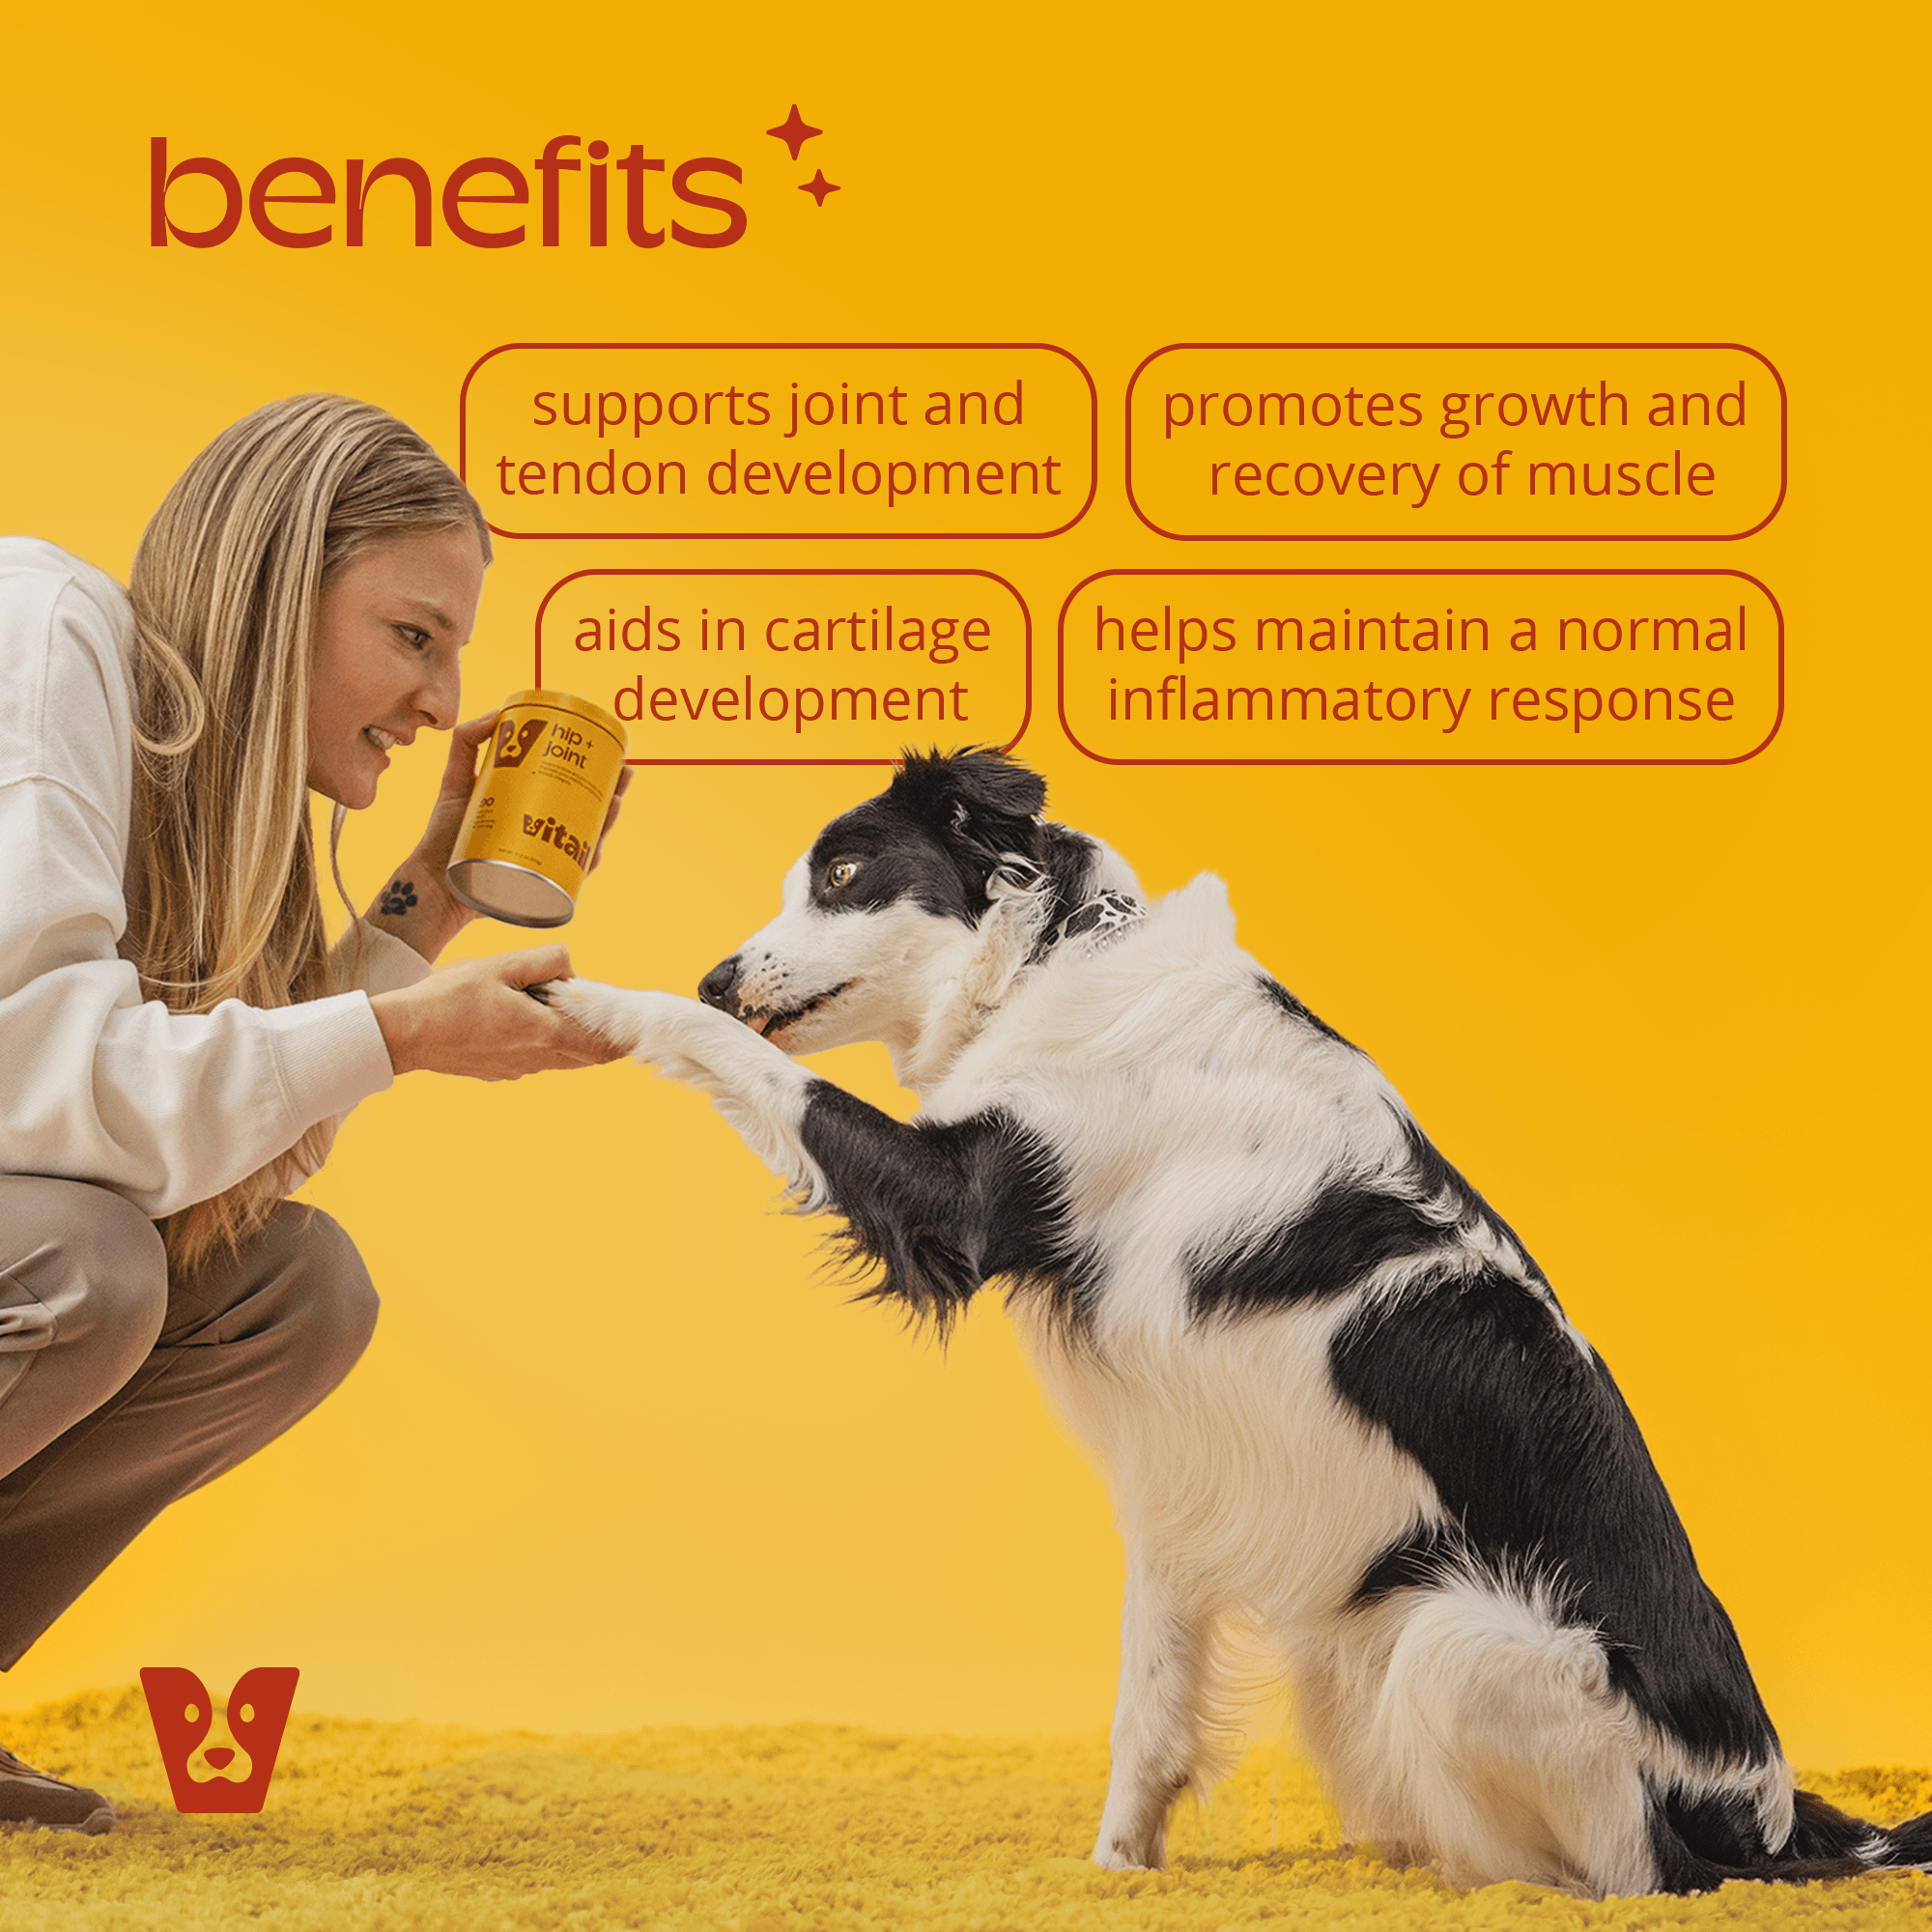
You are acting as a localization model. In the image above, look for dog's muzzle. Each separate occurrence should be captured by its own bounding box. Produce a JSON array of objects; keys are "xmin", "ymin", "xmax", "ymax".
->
[{"xmin": 698, "ymin": 955, "xmax": 743, "ymax": 1013}]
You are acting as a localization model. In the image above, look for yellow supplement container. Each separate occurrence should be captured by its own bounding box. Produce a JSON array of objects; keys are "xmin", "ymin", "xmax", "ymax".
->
[{"xmin": 444, "ymin": 690, "xmax": 629, "ymax": 926}]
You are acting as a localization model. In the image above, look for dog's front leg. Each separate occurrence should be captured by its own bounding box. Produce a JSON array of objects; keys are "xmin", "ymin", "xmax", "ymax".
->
[
  {"xmin": 1092, "ymin": 1548, "xmax": 1213, "ymax": 1871},
  {"xmin": 543, "ymin": 982, "xmax": 830, "ymax": 1201}
]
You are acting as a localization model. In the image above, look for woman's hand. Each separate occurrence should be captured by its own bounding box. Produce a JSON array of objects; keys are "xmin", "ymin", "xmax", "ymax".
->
[
  {"xmin": 368, "ymin": 949, "xmax": 625, "ymax": 1079},
  {"xmin": 587, "ymin": 762, "xmax": 633, "ymax": 873},
  {"xmin": 363, "ymin": 711, "xmax": 499, "ymax": 963}
]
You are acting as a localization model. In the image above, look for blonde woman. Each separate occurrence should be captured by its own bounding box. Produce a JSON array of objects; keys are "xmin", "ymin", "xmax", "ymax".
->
[{"xmin": 0, "ymin": 395, "xmax": 621, "ymax": 1830}]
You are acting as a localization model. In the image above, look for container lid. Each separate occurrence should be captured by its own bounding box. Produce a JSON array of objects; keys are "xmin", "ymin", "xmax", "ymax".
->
[{"xmin": 444, "ymin": 858, "xmax": 577, "ymax": 927}]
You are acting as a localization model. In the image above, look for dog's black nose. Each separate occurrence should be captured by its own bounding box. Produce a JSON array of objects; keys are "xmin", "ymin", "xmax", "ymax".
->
[{"xmin": 698, "ymin": 956, "xmax": 742, "ymax": 1010}]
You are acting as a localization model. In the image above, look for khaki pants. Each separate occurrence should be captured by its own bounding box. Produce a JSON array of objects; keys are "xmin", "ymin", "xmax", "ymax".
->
[{"xmin": 0, "ymin": 1177, "xmax": 378, "ymax": 1667}]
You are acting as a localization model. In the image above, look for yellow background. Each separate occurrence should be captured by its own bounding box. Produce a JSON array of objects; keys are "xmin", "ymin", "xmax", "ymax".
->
[{"xmin": 0, "ymin": 1, "xmax": 1924, "ymax": 1774}]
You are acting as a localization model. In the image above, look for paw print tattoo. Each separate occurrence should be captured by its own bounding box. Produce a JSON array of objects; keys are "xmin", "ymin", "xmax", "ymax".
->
[{"xmin": 379, "ymin": 879, "xmax": 418, "ymax": 918}]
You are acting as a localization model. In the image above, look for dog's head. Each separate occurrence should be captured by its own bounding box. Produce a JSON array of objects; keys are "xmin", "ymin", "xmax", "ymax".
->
[{"xmin": 698, "ymin": 749, "xmax": 1118, "ymax": 1064}]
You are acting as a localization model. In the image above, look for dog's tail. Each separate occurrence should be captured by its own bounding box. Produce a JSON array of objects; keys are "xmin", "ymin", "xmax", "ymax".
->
[{"xmin": 1650, "ymin": 1784, "xmax": 1932, "ymax": 1893}]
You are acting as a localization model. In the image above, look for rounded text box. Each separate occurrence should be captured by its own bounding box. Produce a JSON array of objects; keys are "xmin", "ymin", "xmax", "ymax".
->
[
  {"xmin": 538, "ymin": 570, "xmax": 1031, "ymax": 763},
  {"xmin": 1126, "ymin": 345, "xmax": 1784, "ymax": 540},
  {"xmin": 1059, "ymin": 571, "xmax": 1781, "ymax": 764},
  {"xmin": 464, "ymin": 344, "xmax": 1095, "ymax": 539}
]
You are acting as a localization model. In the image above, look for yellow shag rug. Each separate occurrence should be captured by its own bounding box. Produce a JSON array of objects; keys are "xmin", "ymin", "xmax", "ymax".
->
[{"xmin": 0, "ymin": 1688, "xmax": 1924, "ymax": 1930}]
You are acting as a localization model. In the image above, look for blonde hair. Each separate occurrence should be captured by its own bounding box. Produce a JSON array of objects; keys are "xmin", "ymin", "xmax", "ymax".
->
[{"xmin": 128, "ymin": 394, "xmax": 490, "ymax": 1269}]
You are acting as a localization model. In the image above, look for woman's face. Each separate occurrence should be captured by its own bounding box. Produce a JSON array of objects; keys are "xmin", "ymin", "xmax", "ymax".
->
[{"xmin": 307, "ymin": 526, "xmax": 487, "ymax": 808}]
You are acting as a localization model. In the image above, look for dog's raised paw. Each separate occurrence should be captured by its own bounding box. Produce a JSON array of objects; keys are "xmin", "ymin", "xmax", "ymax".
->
[
  {"xmin": 538, "ymin": 978, "xmax": 639, "ymax": 1047},
  {"xmin": 538, "ymin": 979, "xmax": 692, "ymax": 1063}
]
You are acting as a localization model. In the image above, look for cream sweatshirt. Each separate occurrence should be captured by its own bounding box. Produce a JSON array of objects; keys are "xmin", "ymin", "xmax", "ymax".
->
[{"xmin": 0, "ymin": 537, "xmax": 425, "ymax": 1217}]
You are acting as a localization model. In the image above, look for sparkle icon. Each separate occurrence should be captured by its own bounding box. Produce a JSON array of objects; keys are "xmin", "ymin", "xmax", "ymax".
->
[
  {"xmin": 768, "ymin": 105, "xmax": 822, "ymax": 161},
  {"xmin": 799, "ymin": 170, "xmax": 839, "ymax": 207}
]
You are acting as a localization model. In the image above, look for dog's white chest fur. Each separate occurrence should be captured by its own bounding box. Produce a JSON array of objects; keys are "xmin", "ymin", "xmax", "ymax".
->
[{"xmin": 930, "ymin": 878, "xmax": 1401, "ymax": 1337}]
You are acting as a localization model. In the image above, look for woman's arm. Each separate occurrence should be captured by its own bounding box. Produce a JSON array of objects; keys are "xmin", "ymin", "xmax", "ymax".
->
[
  {"xmin": 0, "ymin": 773, "xmax": 397, "ymax": 1217},
  {"xmin": 368, "ymin": 947, "xmax": 618, "ymax": 1078},
  {"xmin": 0, "ymin": 550, "xmax": 616, "ymax": 1217}
]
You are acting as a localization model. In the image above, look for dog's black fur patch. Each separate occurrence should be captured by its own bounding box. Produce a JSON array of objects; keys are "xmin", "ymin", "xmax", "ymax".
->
[
  {"xmin": 809, "ymin": 750, "xmax": 1045, "ymax": 921},
  {"xmin": 808, "ymin": 749, "xmax": 1100, "ymax": 942},
  {"xmin": 1350, "ymin": 1520, "xmax": 1466, "ymax": 1607},
  {"xmin": 1660, "ymin": 1781, "xmax": 1777, "ymax": 1868},
  {"xmin": 1333, "ymin": 1265, "xmax": 1779, "ymax": 1769},
  {"xmin": 807, "ymin": 802, "xmax": 981, "ymax": 923},
  {"xmin": 1186, "ymin": 1187, "xmax": 1458, "ymax": 1321},
  {"xmin": 1882, "ymin": 1808, "xmax": 1932, "ymax": 1863},
  {"xmin": 798, "ymin": 1081, "xmax": 1099, "ymax": 1333},
  {"xmin": 1186, "ymin": 1109, "xmax": 1534, "ymax": 1322},
  {"xmin": 1391, "ymin": 1114, "xmax": 1549, "ymax": 1280},
  {"xmin": 1641, "ymin": 1780, "xmax": 1881, "ymax": 1890},
  {"xmin": 1257, "ymin": 974, "xmax": 1359, "ymax": 1050}
]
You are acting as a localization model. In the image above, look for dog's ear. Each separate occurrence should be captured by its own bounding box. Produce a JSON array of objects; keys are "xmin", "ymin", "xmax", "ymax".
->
[{"xmin": 891, "ymin": 749, "xmax": 1047, "ymax": 876}]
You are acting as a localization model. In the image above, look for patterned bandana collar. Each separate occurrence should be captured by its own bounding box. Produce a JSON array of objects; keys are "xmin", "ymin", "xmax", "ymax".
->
[
  {"xmin": 1037, "ymin": 889, "xmax": 1147, "ymax": 960},
  {"xmin": 987, "ymin": 854, "xmax": 1147, "ymax": 964}
]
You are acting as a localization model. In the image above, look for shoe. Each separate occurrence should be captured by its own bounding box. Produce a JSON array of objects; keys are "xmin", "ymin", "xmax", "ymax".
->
[{"xmin": 0, "ymin": 1745, "xmax": 115, "ymax": 1833}]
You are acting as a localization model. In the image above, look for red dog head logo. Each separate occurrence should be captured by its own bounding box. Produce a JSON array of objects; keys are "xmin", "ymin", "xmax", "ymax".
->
[
  {"xmin": 494, "ymin": 718, "xmax": 546, "ymax": 769},
  {"xmin": 140, "ymin": 1666, "xmax": 299, "ymax": 1814}
]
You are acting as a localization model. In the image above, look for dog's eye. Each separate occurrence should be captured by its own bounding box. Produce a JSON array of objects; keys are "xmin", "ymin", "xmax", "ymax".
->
[{"xmin": 827, "ymin": 860, "xmax": 861, "ymax": 889}]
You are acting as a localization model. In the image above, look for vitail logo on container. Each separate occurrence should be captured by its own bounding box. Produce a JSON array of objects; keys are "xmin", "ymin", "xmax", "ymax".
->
[{"xmin": 139, "ymin": 1667, "xmax": 299, "ymax": 1814}]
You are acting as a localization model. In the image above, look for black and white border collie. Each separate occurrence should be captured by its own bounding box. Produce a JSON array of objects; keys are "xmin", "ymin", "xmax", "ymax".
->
[{"xmin": 548, "ymin": 750, "xmax": 1930, "ymax": 1898}]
